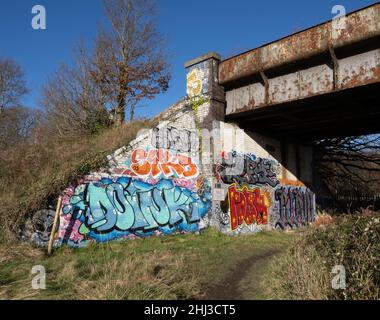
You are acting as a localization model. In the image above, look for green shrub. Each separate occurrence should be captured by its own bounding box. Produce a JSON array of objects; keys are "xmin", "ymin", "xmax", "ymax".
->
[{"xmin": 266, "ymin": 211, "xmax": 380, "ymax": 300}]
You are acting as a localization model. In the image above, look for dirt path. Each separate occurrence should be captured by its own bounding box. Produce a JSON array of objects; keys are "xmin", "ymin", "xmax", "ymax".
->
[{"xmin": 203, "ymin": 249, "xmax": 281, "ymax": 300}]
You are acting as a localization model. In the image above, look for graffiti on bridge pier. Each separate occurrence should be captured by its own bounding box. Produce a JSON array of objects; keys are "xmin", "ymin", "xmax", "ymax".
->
[
  {"xmin": 61, "ymin": 178, "xmax": 211, "ymax": 244},
  {"xmin": 129, "ymin": 148, "xmax": 199, "ymax": 179},
  {"xmin": 228, "ymin": 184, "xmax": 270, "ymax": 230},
  {"xmin": 152, "ymin": 126, "xmax": 199, "ymax": 153},
  {"xmin": 216, "ymin": 151, "xmax": 280, "ymax": 188},
  {"xmin": 274, "ymin": 186, "xmax": 315, "ymax": 229}
]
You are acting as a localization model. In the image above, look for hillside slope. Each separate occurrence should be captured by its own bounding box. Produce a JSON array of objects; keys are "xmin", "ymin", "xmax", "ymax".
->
[{"xmin": 0, "ymin": 120, "xmax": 154, "ymax": 242}]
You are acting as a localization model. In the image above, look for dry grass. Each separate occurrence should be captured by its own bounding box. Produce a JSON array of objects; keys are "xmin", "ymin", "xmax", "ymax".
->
[
  {"xmin": 0, "ymin": 243, "xmax": 43, "ymax": 264},
  {"xmin": 263, "ymin": 210, "xmax": 380, "ymax": 300},
  {"xmin": 262, "ymin": 233, "xmax": 331, "ymax": 300},
  {"xmin": 314, "ymin": 213, "xmax": 334, "ymax": 227},
  {"xmin": 73, "ymin": 253, "xmax": 200, "ymax": 300},
  {"xmin": 0, "ymin": 119, "xmax": 155, "ymax": 241},
  {"xmin": 0, "ymin": 229, "xmax": 293, "ymax": 300}
]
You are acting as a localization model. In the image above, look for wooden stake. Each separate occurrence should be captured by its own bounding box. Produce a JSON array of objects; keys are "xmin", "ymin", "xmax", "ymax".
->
[{"xmin": 47, "ymin": 196, "xmax": 62, "ymax": 255}]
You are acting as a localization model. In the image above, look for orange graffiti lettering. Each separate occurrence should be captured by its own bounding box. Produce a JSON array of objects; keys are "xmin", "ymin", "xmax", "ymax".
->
[
  {"xmin": 130, "ymin": 149, "xmax": 199, "ymax": 179},
  {"xmin": 228, "ymin": 185, "xmax": 269, "ymax": 230}
]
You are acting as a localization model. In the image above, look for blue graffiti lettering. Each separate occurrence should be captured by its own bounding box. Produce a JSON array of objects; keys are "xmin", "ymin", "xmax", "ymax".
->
[{"xmin": 62, "ymin": 178, "xmax": 211, "ymax": 242}]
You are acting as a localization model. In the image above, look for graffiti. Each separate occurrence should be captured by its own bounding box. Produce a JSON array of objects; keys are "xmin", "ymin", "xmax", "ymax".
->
[
  {"xmin": 61, "ymin": 178, "xmax": 211, "ymax": 243},
  {"xmin": 152, "ymin": 126, "xmax": 199, "ymax": 153},
  {"xmin": 216, "ymin": 151, "xmax": 279, "ymax": 188},
  {"xmin": 129, "ymin": 148, "xmax": 199, "ymax": 179},
  {"xmin": 274, "ymin": 186, "xmax": 315, "ymax": 229},
  {"xmin": 228, "ymin": 184, "xmax": 270, "ymax": 231},
  {"xmin": 31, "ymin": 209, "xmax": 56, "ymax": 245},
  {"xmin": 20, "ymin": 209, "xmax": 56, "ymax": 247},
  {"xmin": 187, "ymin": 68, "xmax": 203, "ymax": 97},
  {"xmin": 219, "ymin": 209, "xmax": 230, "ymax": 226}
]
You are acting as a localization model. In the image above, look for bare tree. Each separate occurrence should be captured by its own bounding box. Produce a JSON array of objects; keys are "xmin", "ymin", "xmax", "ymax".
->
[
  {"xmin": 314, "ymin": 135, "xmax": 380, "ymax": 194},
  {"xmin": 42, "ymin": 46, "xmax": 110, "ymax": 137},
  {"xmin": 0, "ymin": 106, "xmax": 35, "ymax": 150},
  {"xmin": 0, "ymin": 58, "xmax": 31, "ymax": 150},
  {"xmin": 90, "ymin": 0, "xmax": 170, "ymax": 126},
  {"xmin": 0, "ymin": 58, "xmax": 28, "ymax": 113}
]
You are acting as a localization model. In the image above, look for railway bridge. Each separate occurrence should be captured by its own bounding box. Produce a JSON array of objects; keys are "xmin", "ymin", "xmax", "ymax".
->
[
  {"xmin": 48, "ymin": 3, "xmax": 380, "ymax": 247},
  {"xmin": 182, "ymin": 2, "xmax": 380, "ymax": 232}
]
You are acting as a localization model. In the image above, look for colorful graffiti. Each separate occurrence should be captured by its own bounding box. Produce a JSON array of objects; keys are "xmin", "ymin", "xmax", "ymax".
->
[
  {"xmin": 215, "ymin": 151, "xmax": 316, "ymax": 232},
  {"xmin": 31, "ymin": 209, "xmax": 55, "ymax": 246},
  {"xmin": 20, "ymin": 209, "xmax": 56, "ymax": 247},
  {"xmin": 216, "ymin": 151, "xmax": 279, "ymax": 187},
  {"xmin": 228, "ymin": 184, "xmax": 270, "ymax": 231},
  {"xmin": 60, "ymin": 178, "xmax": 211, "ymax": 245},
  {"xmin": 129, "ymin": 148, "xmax": 199, "ymax": 179},
  {"xmin": 274, "ymin": 186, "xmax": 315, "ymax": 229},
  {"xmin": 187, "ymin": 68, "xmax": 203, "ymax": 97},
  {"xmin": 152, "ymin": 126, "xmax": 199, "ymax": 153},
  {"xmin": 216, "ymin": 203, "xmax": 230, "ymax": 226}
]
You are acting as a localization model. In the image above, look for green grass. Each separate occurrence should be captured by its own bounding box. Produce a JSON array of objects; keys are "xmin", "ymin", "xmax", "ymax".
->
[{"xmin": 0, "ymin": 228, "xmax": 293, "ymax": 300}]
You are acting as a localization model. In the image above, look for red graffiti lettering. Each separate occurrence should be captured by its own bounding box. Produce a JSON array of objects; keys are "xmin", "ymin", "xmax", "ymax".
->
[
  {"xmin": 131, "ymin": 149, "xmax": 199, "ymax": 179},
  {"xmin": 228, "ymin": 185, "xmax": 269, "ymax": 230}
]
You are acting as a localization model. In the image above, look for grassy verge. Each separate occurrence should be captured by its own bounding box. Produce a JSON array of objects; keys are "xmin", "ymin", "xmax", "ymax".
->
[
  {"xmin": 0, "ymin": 120, "xmax": 154, "ymax": 241},
  {"xmin": 0, "ymin": 229, "xmax": 293, "ymax": 300},
  {"xmin": 3, "ymin": 213, "xmax": 377, "ymax": 300},
  {"xmin": 262, "ymin": 211, "xmax": 380, "ymax": 300}
]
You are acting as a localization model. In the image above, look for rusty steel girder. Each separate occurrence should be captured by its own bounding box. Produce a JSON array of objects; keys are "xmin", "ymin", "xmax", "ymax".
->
[
  {"xmin": 219, "ymin": 3, "xmax": 380, "ymax": 86},
  {"xmin": 220, "ymin": 3, "xmax": 380, "ymax": 115}
]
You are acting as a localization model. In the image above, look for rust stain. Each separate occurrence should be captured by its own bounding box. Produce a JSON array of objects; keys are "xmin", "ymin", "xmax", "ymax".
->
[
  {"xmin": 248, "ymin": 98, "xmax": 256, "ymax": 108},
  {"xmin": 279, "ymin": 179, "xmax": 306, "ymax": 187},
  {"xmin": 371, "ymin": 66, "xmax": 380, "ymax": 80},
  {"xmin": 341, "ymin": 65, "xmax": 380, "ymax": 89}
]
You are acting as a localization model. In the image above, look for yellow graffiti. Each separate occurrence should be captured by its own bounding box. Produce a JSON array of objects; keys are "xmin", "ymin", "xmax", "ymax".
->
[{"xmin": 187, "ymin": 69, "xmax": 202, "ymax": 97}]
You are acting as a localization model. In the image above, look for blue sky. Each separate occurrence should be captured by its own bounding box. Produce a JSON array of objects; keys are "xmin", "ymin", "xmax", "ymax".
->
[{"xmin": 0, "ymin": 0, "xmax": 377, "ymax": 118}]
